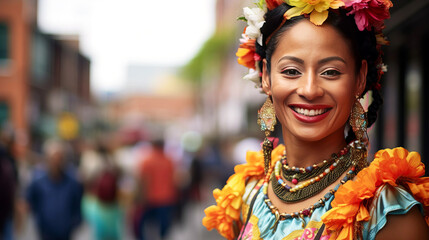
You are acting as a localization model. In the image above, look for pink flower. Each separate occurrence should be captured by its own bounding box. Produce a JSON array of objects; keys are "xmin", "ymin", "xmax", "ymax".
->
[{"xmin": 345, "ymin": 0, "xmax": 393, "ymax": 31}]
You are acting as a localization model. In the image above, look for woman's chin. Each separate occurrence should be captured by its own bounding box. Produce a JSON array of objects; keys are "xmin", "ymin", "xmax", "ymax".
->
[{"xmin": 286, "ymin": 126, "xmax": 344, "ymax": 143}]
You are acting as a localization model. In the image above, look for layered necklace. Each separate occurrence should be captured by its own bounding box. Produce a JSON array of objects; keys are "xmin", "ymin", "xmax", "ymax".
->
[
  {"xmin": 272, "ymin": 145, "xmax": 353, "ymax": 202},
  {"xmin": 262, "ymin": 140, "xmax": 368, "ymax": 231}
]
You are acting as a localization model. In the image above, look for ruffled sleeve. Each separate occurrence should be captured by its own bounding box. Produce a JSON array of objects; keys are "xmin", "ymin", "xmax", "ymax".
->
[
  {"xmin": 362, "ymin": 184, "xmax": 423, "ymax": 239},
  {"xmin": 202, "ymin": 144, "xmax": 285, "ymax": 240},
  {"xmin": 322, "ymin": 147, "xmax": 429, "ymax": 240}
]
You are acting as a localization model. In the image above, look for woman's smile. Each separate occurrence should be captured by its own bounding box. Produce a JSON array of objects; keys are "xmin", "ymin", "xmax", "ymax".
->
[{"xmin": 289, "ymin": 104, "xmax": 332, "ymax": 123}]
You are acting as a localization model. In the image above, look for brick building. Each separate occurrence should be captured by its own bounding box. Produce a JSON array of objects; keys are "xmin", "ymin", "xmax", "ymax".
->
[{"xmin": 0, "ymin": 0, "xmax": 91, "ymax": 156}]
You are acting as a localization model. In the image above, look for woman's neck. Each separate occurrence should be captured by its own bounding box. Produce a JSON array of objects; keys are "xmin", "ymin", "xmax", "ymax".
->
[{"xmin": 282, "ymin": 129, "xmax": 347, "ymax": 168}]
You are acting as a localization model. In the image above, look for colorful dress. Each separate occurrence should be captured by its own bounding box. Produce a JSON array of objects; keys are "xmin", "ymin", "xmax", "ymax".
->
[{"xmin": 202, "ymin": 145, "xmax": 429, "ymax": 240}]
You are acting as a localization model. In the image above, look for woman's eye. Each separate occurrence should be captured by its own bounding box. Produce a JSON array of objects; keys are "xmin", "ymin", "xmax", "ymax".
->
[
  {"xmin": 322, "ymin": 69, "xmax": 341, "ymax": 76},
  {"xmin": 282, "ymin": 69, "xmax": 301, "ymax": 76}
]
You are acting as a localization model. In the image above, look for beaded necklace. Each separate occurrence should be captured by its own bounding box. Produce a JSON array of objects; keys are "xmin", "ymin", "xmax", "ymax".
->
[
  {"xmin": 271, "ymin": 146, "xmax": 353, "ymax": 202},
  {"xmin": 281, "ymin": 145, "xmax": 350, "ymax": 184},
  {"xmin": 261, "ymin": 141, "xmax": 368, "ymax": 232},
  {"xmin": 263, "ymin": 166, "xmax": 357, "ymax": 232}
]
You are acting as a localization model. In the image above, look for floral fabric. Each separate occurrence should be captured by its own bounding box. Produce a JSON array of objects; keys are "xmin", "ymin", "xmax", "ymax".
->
[{"xmin": 238, "ymin": 184, "xmax": 337, "ymax": 240}]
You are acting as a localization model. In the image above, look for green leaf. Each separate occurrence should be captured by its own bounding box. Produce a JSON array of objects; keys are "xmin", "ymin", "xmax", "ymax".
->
[
  {"xmin": 237, "ymin": 16, "xmax": 247, "ymax": 22},
  {"xmin": 256, "ymin": 0, "xmax": 265, "ymax": 9}
]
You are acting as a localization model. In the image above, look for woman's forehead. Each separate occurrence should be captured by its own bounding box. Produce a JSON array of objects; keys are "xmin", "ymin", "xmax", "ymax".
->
[{"xmin": 273, "ymin": 20, "xmax": 354, "ymax": 61}]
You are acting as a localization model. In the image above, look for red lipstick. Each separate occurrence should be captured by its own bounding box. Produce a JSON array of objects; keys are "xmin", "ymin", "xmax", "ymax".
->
[{"xmin": 289, "ymin": 104, "xmax": 332, "ymax": 123}]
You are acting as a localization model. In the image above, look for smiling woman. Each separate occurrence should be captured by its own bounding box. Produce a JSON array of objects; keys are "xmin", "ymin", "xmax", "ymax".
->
[
  {"xmin": 262, "ymin": 20, "xmax": 365, "ymax": 146},
  {"xmin": 203, "ymin": 1, "xmax": 429, "ymax": 240}
]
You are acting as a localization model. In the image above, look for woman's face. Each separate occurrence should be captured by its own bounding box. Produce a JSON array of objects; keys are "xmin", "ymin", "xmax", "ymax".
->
[{"xmin": 262, "ymin": 20, "xmax": 367, "ymax": 143}]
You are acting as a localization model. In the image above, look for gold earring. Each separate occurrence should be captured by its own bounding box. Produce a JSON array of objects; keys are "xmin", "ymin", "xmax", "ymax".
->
[
  {"xmin": 349, "ymin": 96, "xmax": 367, "ymax": 142},
  {"xmin": 258, "ymin": 96, "xmax": 277, "ymax": 174}
]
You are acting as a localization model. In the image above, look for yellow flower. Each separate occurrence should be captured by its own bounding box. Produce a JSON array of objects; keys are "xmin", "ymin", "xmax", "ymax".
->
[{"xmin": 285, "ymin": 0, "xmax": 345, "ymax": 25}]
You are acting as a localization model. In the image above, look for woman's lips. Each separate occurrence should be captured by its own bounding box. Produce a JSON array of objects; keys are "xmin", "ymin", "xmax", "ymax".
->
[{"xmin": 289, "ymin": 104, "xmax": 332, "ymax": 123}]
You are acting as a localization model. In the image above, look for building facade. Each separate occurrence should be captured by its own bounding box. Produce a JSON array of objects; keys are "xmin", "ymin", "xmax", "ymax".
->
[{"xmin": 0, "ymin": 0, "xmax": 91, "ymax": 156}]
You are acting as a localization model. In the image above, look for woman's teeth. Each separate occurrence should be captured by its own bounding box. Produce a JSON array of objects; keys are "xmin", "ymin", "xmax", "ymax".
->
[{"xmin": 293, "ymin": 107, "xmax": 328, "ymax": 116}]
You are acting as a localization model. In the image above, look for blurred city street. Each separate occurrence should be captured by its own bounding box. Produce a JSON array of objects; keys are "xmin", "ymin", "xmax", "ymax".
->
[{"xmin": 15, "ymin": 201, "xmax": 221, "ymax": 240}]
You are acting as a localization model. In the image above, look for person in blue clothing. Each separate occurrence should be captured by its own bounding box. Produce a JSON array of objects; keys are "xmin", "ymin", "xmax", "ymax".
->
[
  {"xmin": 0, "ymin": 135, "xmax": 17, "ymax": 240},
  {"xmin": 26, "ymin": 139, "xmax": 83, "ymax": 240}
]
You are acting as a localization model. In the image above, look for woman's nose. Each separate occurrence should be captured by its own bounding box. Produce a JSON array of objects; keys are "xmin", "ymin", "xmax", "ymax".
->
[{"xmin": 296, "ymin": 73, "xmax": 324, "ymax": 100}]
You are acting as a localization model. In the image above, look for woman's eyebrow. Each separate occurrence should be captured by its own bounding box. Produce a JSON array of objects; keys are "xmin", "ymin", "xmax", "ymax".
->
[
  {"xmin": 278, "ymin": 56, "xmax": 346, "ymax": 65},
  {"xmin": 278, "ymin": 56, "xmax": 304, "ymax": 64},
  {"xmin": 318, "ymin": 56, "xmax": 346, "ymax": 65}
]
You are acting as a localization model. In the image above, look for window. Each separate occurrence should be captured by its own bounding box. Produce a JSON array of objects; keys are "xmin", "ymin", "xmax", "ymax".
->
[
  {"xmin": 31, "ymin": 31, "xmax": 51, "ymax": 85},
  {"xmin": 0, "ymin": 102, "xmax": 9, "ymax": 128},
  {"xmin": 0, "ymin": 22, "xmax": 11, "ymax": 73},
  {"xmin": 0, "ymin": 23, "xmax": 9, "ymax": 59}
]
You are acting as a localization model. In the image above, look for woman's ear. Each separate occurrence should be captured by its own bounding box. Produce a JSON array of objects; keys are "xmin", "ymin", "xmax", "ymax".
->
[
  {"xmin": 356, "ymin": 60, "xmax": 368, "ymax": 95},
  {"xmin": 262, "ymin": 59, "xmax": 271, "ymax": 94}
]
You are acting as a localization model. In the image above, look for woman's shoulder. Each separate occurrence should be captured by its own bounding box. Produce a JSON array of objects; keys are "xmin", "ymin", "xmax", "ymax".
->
[
  {"xmin": 322, "ymin": 147, "xmax": 429, "ymax": 239},
  {"xmin": 363, "ymin": 183, "xmax": 429, "ymax": 239},
  {"xmin": 372, "ymin": 204, "xmax": 429, "ymax": 240},
  {"xmin": 366, "ymin": 147, "xmax": 429, "ymax": 239}
]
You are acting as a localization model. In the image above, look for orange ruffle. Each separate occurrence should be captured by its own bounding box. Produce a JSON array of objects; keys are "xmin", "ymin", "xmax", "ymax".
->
[
  {"xmin": 322, "ymin": 147, "xmax": 429, "ymax": 240},
  {"xmin": 202, "ymin": 144, "xmax": 285, "ymax": 240}
]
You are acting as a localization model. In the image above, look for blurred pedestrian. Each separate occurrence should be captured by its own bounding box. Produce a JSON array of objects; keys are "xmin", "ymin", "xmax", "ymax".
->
[
  {"xmin": 26, "ymin": 139, "xmax": 83, "ymax": 240},
  {"xmin": 0, "ymin": 141, "xmax": 16, "ymax": 240},
  {"xmin": 136, "ymin": 139, "xmax": 177, "ymax": 240},
  {"xmin": 81, "ymin": 138, "xmax": 123, "ymax": 240}
]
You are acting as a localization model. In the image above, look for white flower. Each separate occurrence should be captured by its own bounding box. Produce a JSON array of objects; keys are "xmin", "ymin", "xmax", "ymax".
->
[
  {"xmin": 243, "ymin": 69, "xmax": 261, "ymax": 88},
  {"xmin": 239, "ymin": 34, "xmax": 249, "ymax": 44},
  {"xmin": 243, "ymin": 7, "xmax": 265, "ymax": 28},
  {"xmin": 243, "ymin": 7, "xmax": 265, "ymax": 44},
  {"xmin": 239, "ymin": 6, "xmax": 266, "ymax": 87},
  {"xmin": 245, "ymin": 25, "xmax": 261, "ymax": 40}
]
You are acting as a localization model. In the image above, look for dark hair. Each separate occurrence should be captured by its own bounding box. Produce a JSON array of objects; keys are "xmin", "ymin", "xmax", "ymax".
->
[{"xmin": 256, "ymin": 3, "xmax": 383, "ymax": 142}]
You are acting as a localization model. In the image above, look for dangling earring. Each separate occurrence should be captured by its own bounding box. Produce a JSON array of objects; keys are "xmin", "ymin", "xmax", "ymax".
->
[
  {"xmin": 349, "ymin": 95, "xmax": 367, "ymax": 143},
  {"xmin": 258, "ymin": 96, "xmax": 277, "ymax": 174}
]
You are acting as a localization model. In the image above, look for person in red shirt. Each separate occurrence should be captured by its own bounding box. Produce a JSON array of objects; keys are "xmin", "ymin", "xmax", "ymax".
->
[{"xmin": 136, "ymin": 139, "xmax": 177, "ymax": 240}]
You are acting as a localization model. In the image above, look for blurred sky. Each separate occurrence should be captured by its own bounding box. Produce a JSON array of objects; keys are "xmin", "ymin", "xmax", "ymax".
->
[{"xmin": 37, "ymin": 0, "xmax": 216, "ymax": 95}]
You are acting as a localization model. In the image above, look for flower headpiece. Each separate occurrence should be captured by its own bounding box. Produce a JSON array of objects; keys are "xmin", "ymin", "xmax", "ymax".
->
[{"xmin": 236, "ymin": 0, "xmax": 392, "ymax": 88}]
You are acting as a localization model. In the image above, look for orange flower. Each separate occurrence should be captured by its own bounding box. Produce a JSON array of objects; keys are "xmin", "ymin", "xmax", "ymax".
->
[
  {"xmin": 266, "ymin": 0, "xmax": 285, "ymax": 10},
  {"xmin": 235, "ymin": 145, "xmax": 285, "ymax": 178},
  {"xmin": 236, "ymin": 38, "xmax": 257, "ymax": 69},
  {"xmin": 234, "ymin": 150, "xmax": 265, "ymax": 177},
  {"xmin": 202, "ymin": 144, "xmax": 285, "ymax": 239},
  {"xmin": 202, "ymin": 205, "xmax": 235, "ymax": 239},
  {"xmin": 331, "ymin": 165, "xmax": 380, "ymax": 207},
  {"xmin": 202, "ymin": 178, "xmax": 244, "ymax": 240},
  {"xmin": 322, "ymin": 147, "xmax": 429, "ymax": 240},
  {"xmin": 236, "ymin": 48, "xmax": 255, "ymax": 69},
  {"xmin": 218, "ymin": 176, "xmax": 246, "ymax": 216},
  {"xmin": 372, "ymin": 148, "xmax": 425, "ymax": 186}
]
